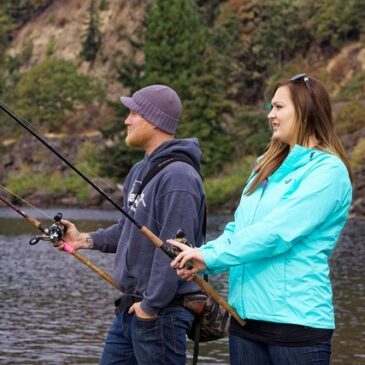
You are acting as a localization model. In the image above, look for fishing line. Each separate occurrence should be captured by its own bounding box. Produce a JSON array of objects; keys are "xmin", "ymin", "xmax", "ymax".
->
[
  {"xmin": 0, "ymin": 183, "xmax": 125, "ymax": 251},
  {"xmin": 0, "ymin": 184, "xmax": 115, "ymax": 246},
  {"xmin": 0, "ymin": 183, "xmax": 54, "ymax": 221},
  {"xmin": 0, "ymin": 99, "xmax": 178, "ymax": 238}
]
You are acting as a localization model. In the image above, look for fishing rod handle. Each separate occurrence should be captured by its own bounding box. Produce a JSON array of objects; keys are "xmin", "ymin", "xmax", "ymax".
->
[
  {"xmin": 140, "ymin": 226, "xmax": 246, "ymax": 326},
  {"xmin": 140, "ymin": 226, "xmax": 163, "ymax": 247},
  {"xmin": 194, "ymin": 274, "xmax": 246, "ymax": 326},
  {"xmin": 141, "ymin": 226, "xmax": 193, "ymax": 268},
  {"xmin": 63, "ymin": 242, "xmax": 121, "ymax": 291}
]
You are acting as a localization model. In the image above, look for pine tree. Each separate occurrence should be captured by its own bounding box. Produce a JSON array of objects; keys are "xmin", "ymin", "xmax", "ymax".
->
[
  {"xmin": 0, "ymin": 3, "xmax": 12, "ymax": 65},
  {"xmin": 80, "ymin": 0, "xmax": 101, "ymax": 63},
  {"xmin": 143, "ymin": 0, "xmax": 206, "ymax": 98},
  {"xmin": 253, "ymin": 0, "xmax": 310, "ymax": 69},
  {"xmin": 143, "ymin": 0, "xmax": 234, "ymax": 176}
]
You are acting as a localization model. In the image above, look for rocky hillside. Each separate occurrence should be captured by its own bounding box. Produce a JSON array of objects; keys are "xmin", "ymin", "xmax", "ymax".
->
[{"xmin": 7, "ymin": 0, "xmax": 147, "ymax": 101}]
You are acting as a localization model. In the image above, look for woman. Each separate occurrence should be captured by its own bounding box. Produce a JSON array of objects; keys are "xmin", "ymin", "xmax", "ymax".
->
[{"xmin": 170, "ymin": 74, "xmax": 352, "ymax": 365}]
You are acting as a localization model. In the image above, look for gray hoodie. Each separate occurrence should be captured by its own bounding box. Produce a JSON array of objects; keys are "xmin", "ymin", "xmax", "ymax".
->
[{"xmin": 91, "ymin": 138, "xmax": 205, "ymax": 315}]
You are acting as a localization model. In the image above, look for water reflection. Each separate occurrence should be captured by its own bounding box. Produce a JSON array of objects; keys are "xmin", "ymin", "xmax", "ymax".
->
[{"xmin": 0, "ymin": 211, "xmax": 364, "ymax": 364}]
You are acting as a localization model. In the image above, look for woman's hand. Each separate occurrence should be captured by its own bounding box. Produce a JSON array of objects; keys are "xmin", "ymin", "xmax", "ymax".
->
[
  {"xmin": 169, "ymin": 239, "xmax": 207, "ymax": 281},
  {"xmin": 53, "ymin": 219, "xmax": 92, "ymax": 251}
]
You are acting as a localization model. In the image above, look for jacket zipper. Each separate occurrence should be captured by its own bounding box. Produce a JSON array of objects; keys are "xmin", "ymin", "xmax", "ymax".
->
[
  {"xmin": 241, "ymin": 178, "xmax": 269, "ymax": 316},
  {"xmin": 251, "ymin": 178, "xmax": 269, "ymax": 224}
]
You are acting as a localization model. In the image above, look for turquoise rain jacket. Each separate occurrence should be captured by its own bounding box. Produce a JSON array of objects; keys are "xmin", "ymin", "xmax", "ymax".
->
[{"xmin": 201, "ymin": 145, "xmax": 352, "ymax": 328}]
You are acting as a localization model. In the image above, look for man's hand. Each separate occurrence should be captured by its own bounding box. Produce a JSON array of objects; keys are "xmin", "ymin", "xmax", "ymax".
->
[
  {"xmin": 53, "ymin": 219, "xmax": 93, "ymax": 251},
  {"xmin": 128, "ymin": 302, "xmax": 157, "ymax": 319}
]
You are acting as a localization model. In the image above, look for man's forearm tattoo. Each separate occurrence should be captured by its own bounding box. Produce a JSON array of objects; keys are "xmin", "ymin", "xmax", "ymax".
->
[{"xmin": 85, "ymin": 234, "xmax": 94, "ymax": 249}]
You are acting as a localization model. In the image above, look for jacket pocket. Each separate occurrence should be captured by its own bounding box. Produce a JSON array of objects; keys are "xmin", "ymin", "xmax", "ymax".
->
[
  {"xmin": 228, "ymin": 266, "xmax": 245, "ymax": 313},
  {"xmin": 270, "ymin": 256, "xmax": 286, "ymax": 301},
  {"xmin": 245, "ymin": 256, "xmax": 286, "ymax": 303}
]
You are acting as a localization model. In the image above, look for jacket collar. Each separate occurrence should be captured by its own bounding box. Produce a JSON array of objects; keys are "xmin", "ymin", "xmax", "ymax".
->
[{"xmin": 274, "ymin": 144, "xmax": 318, "ymax": 177}]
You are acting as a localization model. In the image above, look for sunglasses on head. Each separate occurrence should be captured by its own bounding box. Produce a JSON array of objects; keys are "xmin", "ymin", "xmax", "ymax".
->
[{"xmin": 290, "ymin": 73, "xmax": 313, "ymax": 96}]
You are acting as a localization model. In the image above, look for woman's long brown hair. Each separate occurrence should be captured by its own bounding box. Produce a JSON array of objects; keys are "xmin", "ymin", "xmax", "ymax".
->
[{"xmin": 246, "ymin": 76, "xmax": 352, "ymax": 195}]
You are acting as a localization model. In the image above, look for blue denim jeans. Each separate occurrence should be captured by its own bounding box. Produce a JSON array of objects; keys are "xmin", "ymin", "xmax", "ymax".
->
[
  {"xmin": 99, "ymin": 304, "xmax": 194, "ymax": 365},
  {"xmin": 229, "ymin": 335, "xmax": 331, "ymax": 365}
]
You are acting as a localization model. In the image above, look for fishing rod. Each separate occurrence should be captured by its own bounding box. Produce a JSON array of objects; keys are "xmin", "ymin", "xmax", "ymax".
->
[
  {"xmin": 0, "ymin": 99, "xmax": 246, "ymax": 326},
  {"xmin": 0, "ymin": 193, "xmax": 120, "ymax": 291}
]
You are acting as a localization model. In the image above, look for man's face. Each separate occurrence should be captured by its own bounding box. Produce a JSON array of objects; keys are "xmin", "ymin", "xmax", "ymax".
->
[{"xmin": 124, "ymin": 111, "xmax": 156, "ymax": 149}]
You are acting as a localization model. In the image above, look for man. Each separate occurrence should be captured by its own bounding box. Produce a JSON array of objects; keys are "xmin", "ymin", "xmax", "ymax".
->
[{"xmin": 58, "ymin": 85, "xmax": 206, "ymax": 365}]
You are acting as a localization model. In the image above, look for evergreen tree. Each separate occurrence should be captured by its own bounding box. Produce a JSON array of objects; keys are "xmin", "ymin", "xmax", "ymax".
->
[
  {"xmin": 253, "ymin": 0, "xmax": 310, "ymax": 70},
  {"xmin": 0, "ymin": 3, "xmax": 12, "ymax": 65},
  {"xmin": 5, "ymin": 0, "xmax": 53, "ymax": 26},
  {"xmin": 212, "ymin": 3, "xmax": 265, "ymax": 104},
  {"xmin": 80, "ymin": 0, "xmax": 101, "ymax": 63},
  {"xmin": 143, "ymin": 0, "xmax": 206, "ymax": 98},
  {"xmin": 143, "ymin": 0, "xmax": 233, "ymax": 176}
]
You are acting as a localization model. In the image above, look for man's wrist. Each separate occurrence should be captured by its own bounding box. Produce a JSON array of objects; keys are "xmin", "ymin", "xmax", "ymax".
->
[{"xmin": 80, "ymin": 233, "xmax": 94, "ymax": 249}]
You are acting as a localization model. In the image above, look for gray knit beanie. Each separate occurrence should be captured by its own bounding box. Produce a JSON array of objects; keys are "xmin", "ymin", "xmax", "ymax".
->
[{"xmin": 120, "ymin": 84, "xmax": 182, "ymax": 134}]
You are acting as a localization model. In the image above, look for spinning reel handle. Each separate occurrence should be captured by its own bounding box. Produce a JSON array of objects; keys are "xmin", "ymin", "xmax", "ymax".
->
[{"xmin": 29, "ymin": 212, "xmax": 64, "ymax": 245}]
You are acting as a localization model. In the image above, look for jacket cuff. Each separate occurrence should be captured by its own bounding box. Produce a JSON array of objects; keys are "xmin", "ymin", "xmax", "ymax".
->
[
  {"xmin": 201, "ymin": 241, "xmax": 228, "ymax": 272},
  {"xmin": 140, "ymin": 300, "xmax": 159, "ymax": 316},
  {"xmin": 90, "ymin": 231, "xmax": 106, "ymax": 251}
]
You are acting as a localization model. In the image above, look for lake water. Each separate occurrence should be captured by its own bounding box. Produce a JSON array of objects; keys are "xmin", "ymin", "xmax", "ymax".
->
[{"xmin": 0, "ymin": 208, "xmax": 364, "ymax": 364}]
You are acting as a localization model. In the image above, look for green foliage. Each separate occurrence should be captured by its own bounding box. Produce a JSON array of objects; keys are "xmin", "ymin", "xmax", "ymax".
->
[
  {"xmin": 99, "ymin": 141, "xmax": 144, "ymax": 181},
  {"xmin": 179, "ymin": 63, "xmax": 235, "ymax": 176},
  {"xmin": 143, "ymin": 0, "xmax": 206, "ymax": 94},
  {"xmin": 99, "ymin": 7, "xmax": 145, "ymax": 180},
  {"xmin": 5, "ymin": 0, "xmax": 53, "ymax": 26},
  {"xmin": 11, "ymin": 58, "xmax": 103, "ymax": 132},
  {"xmin": 205, "ymin": 156, "xmax": 253, "ymax": 211},
  {"xmin": 336, "ymin": 71, "xmax": 365, "ymax": 101},
  {"xmin": 97, "ymin": 102, "xmax": 144, "ymax": 181},
  {"xmin": 80, "ymin": 0, "xmax": 101, "ymax": 63},
  {"xmin": 99, "ymin": 0, "xmax": 108, "ymax": 11},
  {"xmin": 253, "ymin": 0, "xmax": 310, "ymax": 69},
  {"xmin": 311, "ymin": 0, "xmax": 365, "ymax": 48},
  {"xmin": 3, "ymin": 40, "xmax": 34, "ymax": 78},
  {"xmin": 0, "ymin": 139, "xmax": 6, "ymax": 165},
  {"xmin": 0, "ymin": 4, "xmax": 12, "ymax": 65},
  {"xmin": 212, "ymin": 4, "xmax": 265, "ymax": 104},
  {"xmin": 117, "ymin": 59, "xmax": 144, "ymax": 92},
  {"xmin": 75, "ymin": 140, "xmax": 102, "ymax": 178},
  {"xmin": 5, "ymin": 167, "xmax": 88, "ymax": 203},
  {"xmin": 143, "ymin": 0, "xmax": 234, "ymax": 176},
  {"xmin": 233, "ymin": 107, "xmax": 271, "ymax": 156},
  {"xmin": 351, "ymin": 138, "xmax": 365, "ymax": 170},
  {"xmin": 335, "ymin": 102, "xmax": 365, "ymax": 135},
  {"xmin": 45, "ymin": 37, "xmax": 55, "ymax": 56}
]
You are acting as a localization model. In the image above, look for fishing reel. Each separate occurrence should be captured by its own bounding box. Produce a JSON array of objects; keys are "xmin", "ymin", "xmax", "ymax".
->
[
  {"xmin": 162, "ymin": 229, "xmax": 193, "ymax": 269},
  {"xmin": 29, "ymin": 212, "xmax": 65, "ymax": 245}
]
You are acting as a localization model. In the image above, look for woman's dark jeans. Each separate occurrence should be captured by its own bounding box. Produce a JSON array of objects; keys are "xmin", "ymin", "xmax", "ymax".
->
[{"xmin": 229, "ymin": 335, "xmax": 331, "ymax": 365}]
